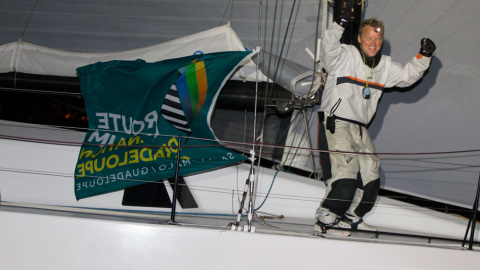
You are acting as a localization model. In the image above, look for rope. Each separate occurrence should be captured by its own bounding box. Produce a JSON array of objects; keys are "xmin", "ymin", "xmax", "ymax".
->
[
  {"xmin": 0, "ymin": 87, "xmax": 82, "ymax": 97},
  {"xmin": 258, "ymin": 0, "xmax": 299, "ymax": 169},
  {"xmin": 218, "ymin": 0, "xmax": 234, "ymax": 26},
  {"xmin": 251, "ymin": 1, "xmax": 264, "ymax": 211},
  {"xmin": 254, "ymin": 169, "xmax": 294, "ymax": 211},
  {"xmin": 1, "ymin": 165, "xmax": 476, "ymax": 217},
  {"xmin": 14, "ymin": 0, "xmax": 40, "ymax": 89},
  {"xmin": 2, "ymin": 121, "xmax": 480, "ymax": 157},
  {"xmin": 267, "ymin": 0, "xmax": 298, "ymax": 96},
  {"xmin": 19, "ymin": 0, "xmax": 39, "ymax": 40}
]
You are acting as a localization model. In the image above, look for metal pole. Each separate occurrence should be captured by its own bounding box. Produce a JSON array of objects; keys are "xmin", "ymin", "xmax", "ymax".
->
[
  {"xmin": 170, "ymin": 136, "xmax": 182, "ymax": 223},
  {"xmin": 462, "ymin": 219, "xmax": 472, "ymax": 249},
  {"xmin": 231, "ymin": 166, "xmax": 254, "ymax": 231},
  {"xmin": 230, "ymin": 0, "xmax": 263, "ymax": 233},
  {"xmin": 468, "ymin": 174, "xmax": 480, "ymax": 250},
  {"xmin": 247, "ymin": 169, "xmax": 255, "ymax": 232},
  {"xmin": 462, "ymin": 173, "xmax": 480, "ymax": 250}
]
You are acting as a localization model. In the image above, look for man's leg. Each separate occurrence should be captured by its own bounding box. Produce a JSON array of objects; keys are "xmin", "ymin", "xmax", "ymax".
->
[
  {"xmin": 340, "ymin": 126, "xmax": 380, "ymax": 231},
  {"xmin": 315, "ymin": 120, "xmax": 360, "ymax": 227}
]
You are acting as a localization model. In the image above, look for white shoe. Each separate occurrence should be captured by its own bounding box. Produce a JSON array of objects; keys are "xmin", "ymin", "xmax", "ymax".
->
[
  {"xmin": 314, "ymin": 221, "xmax": 351, "ymax": 237},
  {"xmin": 338, "ymin": 219, "xmax": 376, "ymax": 231},
  {"xmin": 315, "ymin": 208, "xmax": 338, "ymax": 224}
]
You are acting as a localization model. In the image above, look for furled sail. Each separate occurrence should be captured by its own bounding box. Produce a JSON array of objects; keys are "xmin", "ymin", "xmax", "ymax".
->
[{"xmin": 0, "ymin": 24, "xmax": 264, "ymax": 82}]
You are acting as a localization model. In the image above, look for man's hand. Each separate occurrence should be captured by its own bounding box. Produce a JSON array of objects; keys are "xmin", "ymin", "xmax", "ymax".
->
[
  {"xmin": 419, "ymin": 38, "xmax": 436, "ymax": 57},
  {"xmin": 335, "ymin": 0, "xmax": 358, "ymax": 28}
]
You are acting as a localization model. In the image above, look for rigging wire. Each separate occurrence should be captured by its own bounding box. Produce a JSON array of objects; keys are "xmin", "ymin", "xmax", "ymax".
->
[
  {"xmin": 280, "ymin": 0, "xmax": 328, "ymax": 175},
  {"xmin": 304, "ymin": 0, "xmax": 323, "ymax": 98},
  {"xmin": 290, "ymin": 0, "xmax": 326, "ymax": 172},
  {"xmin": 256, "ymin": 0, "xmax": 323, "ymax": 175},
  {"xmin": 279, "ymin": 112, "xmax": 303, "ymax": 168},
  {"xmin": 266, "ymin": 0, "xmax": 298, "ymax": 97},
  {"xmin": 299, "ymin": 110, "xmax": 316, "ymax": 170},
  {"xmin": 259, "ymin": 0, "xmax": 279, "ymax": 135},
  {"xmin": 14, "ymin": 0, "xmax": 40, "ymax": 89},
  {"xmin": 218, "ymin": 0, "xmax": 234, "ymax": 26},
  {"xmin": 252, "ymin": 0, "xmax": 263, "ymax": 148},
  {"xmin": 257, "ymin": 0, "xmax": 298, "ymax": 170},
  {"xmin": 0, "ymin": 165, "xmax": 476, "ymax": 217},
  {"xmin": 251, "ymin": 0, "xmax": 264, "ymax": 210},
  {"xmin": 282, "ymin": 109, "xmax": 319, "ymax": 175},
  {"xmin": 2, "ymin": 121, "xmax": 480, "ymax": 217},
  {"xmin": 44, "ymin": 95, "xmax": 86, "ymax": 113},
  {"xmin": 3, "ymin": 129, "xmax": 479, "ymax": 217},
  {"xmin": 19, "ymin": 0, "xmax": 39, "ymax": 40},
  {"xmin": 2, "ymin": 120, "xmax": 480, "ymax": 157},
  {"xmin": 0, "ymin": 87, "xmax": 82, "ymax": 97}
]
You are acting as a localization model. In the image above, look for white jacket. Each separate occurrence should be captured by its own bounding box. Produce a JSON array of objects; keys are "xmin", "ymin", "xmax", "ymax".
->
[{"xmin": 319, "ymin": 23, "xmax": 432, "ymax": 125}]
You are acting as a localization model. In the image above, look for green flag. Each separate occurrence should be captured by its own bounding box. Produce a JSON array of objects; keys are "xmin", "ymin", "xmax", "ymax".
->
[{"xmin": 74, "ymin": 51, "xmax": 254, "ymax": 200}]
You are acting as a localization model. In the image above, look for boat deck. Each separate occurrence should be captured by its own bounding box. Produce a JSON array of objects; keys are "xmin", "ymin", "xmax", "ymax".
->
[
  {"xmin": 2, "ymin": 203, "xmax": 480, "ymax": 269},
  {"xmin": 2, "ymin": 202, "xmax": 478, "ymax": 250}
]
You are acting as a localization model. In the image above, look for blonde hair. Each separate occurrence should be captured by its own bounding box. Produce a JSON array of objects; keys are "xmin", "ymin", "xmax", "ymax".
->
[{"xmin": 359, "ymin": 18, "xmax": 385, "ymax": 37}]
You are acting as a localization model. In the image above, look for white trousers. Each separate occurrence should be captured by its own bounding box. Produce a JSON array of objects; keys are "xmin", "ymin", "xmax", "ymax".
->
[{"xmin": 317, "ymin": 118, "xmax": 380, "ymax": 222}]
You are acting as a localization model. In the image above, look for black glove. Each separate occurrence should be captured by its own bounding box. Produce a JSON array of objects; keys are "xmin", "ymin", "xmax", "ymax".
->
[
  {"xmin": 419, "ymin": 38, "xmax": 436, "ymax": 57},
  {"xmin": 335, "ymin": 0, "xmax": 358, "ymax": 28}
]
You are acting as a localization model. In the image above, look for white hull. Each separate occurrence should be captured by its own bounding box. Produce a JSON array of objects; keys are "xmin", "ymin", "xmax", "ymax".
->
[{"xmin": 1, "ymin": 208, "xmax": 479, "ymax": 270}]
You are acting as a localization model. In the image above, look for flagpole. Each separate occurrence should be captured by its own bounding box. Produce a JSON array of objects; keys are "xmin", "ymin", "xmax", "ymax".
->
[{"xmin": 169, "ymin": 135, "xmax": 182, "ymax": 224}]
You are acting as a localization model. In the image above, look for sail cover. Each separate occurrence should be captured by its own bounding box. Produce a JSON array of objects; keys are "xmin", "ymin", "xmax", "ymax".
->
[
  {"xmin": 74, "ymin": 51, "xmax": 254, "ymax": 200},
  {"xmin": 0, "ymin": 24, "xmax": 264, "ymax": 82}
]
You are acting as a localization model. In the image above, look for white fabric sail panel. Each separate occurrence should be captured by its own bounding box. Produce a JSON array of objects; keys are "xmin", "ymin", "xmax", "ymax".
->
[
  {"xmin": 258, "ymin": 52, "xmax": 320, "ymax": 97},
  {"xmin": 0, "ymin": 25, "xmax": 265, "ymax": 82},
  {"xmin": 281, "ymin": 0, "xmax": 480, "ymax": 208},
  {"xmin": 364, "ymin": 0, "xmax": 480, "ymax": 208},
  {"xmin": 0, "ymin": 43, "xmax": 17, "ymax": 73},
  {"xmin": 281, "ymin": 106, "xmax": 320, "ymax": 173}
]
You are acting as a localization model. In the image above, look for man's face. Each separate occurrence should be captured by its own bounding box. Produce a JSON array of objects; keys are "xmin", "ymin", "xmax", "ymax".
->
[{"xmin": 358, "ymin": 26, "xmax": 383, "ymax": 58}]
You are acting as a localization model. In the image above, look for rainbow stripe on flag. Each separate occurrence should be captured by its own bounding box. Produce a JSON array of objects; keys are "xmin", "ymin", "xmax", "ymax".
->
[{"xmin": 175, "ymin": 61, "xmax": 208, "ymax": 125}]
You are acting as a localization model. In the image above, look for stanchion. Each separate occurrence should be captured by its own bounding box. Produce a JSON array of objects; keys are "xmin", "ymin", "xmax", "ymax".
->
[
  {"xmin": 462, "ymin": 173, "xmax": 480, "ymax": 250},
  {"xmin": 231, "ymin": 150, "xmax": 256, "ymax": 232}
]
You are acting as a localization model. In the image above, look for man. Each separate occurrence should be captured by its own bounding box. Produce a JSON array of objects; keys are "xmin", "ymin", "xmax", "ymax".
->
[{"xmin": 315, "ymin": 10, "xmax": 436, "ymax": 236}]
